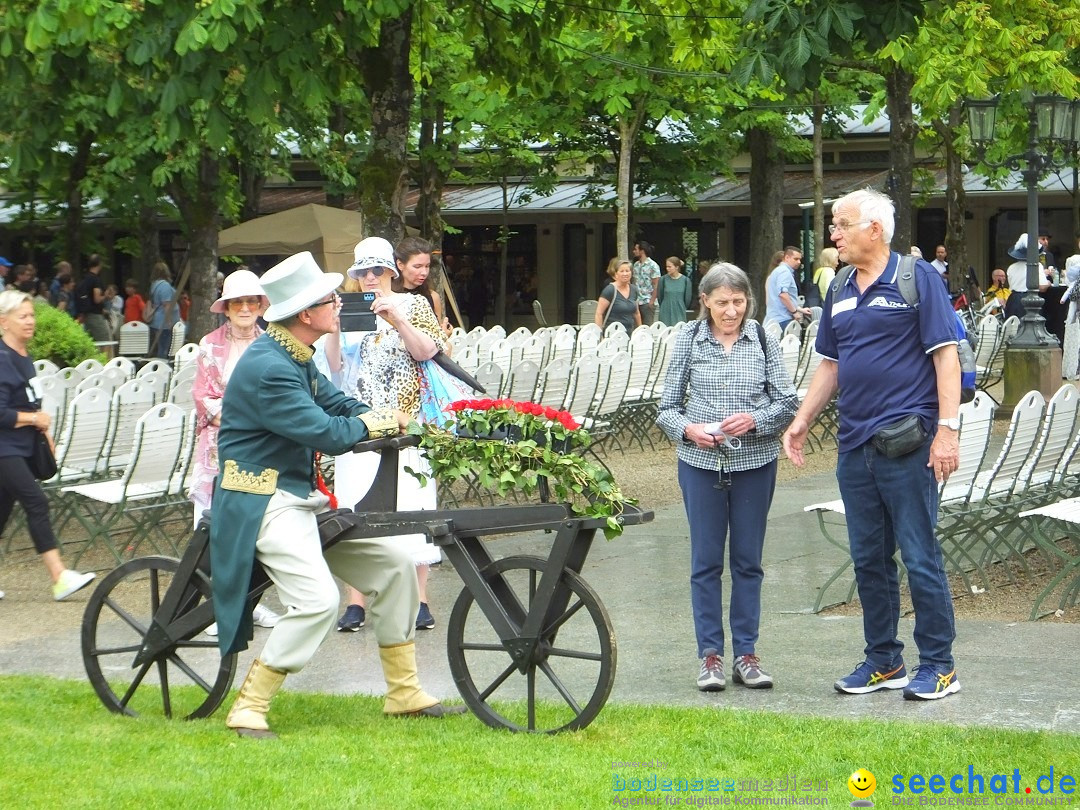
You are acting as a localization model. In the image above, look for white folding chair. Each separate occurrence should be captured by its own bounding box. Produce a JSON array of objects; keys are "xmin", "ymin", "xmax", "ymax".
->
[{"xmin": 118, "ymin": 321, "xmax": 150, "ymax": 358}]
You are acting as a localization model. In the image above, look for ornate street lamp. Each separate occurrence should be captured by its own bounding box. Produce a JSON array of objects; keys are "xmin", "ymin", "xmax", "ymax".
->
[{"xmin": 965, "ymin": 92, "xmax": 1080, "ymax": 349}]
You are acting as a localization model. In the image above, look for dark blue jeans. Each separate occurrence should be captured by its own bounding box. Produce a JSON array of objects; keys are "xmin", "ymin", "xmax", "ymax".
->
[
  {"xmin": 836, "ymin": 436, "xmax": 956, "ymax": 670},
  {"xmin": 679, "ymin": 458, "xmax": 777, "ymax": 659}
]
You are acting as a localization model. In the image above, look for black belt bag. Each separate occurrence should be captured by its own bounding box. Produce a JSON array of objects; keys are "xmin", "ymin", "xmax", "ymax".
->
[{"xmin": 871, "ymin": 414, "xmax": 928, "ymax": 459}]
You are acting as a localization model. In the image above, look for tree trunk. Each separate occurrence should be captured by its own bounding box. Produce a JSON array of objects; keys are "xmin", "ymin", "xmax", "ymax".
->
[
  {"xmin": 934, "ymin": 102, "xmax": 967, "ymax": 294},
  {"xmin": 885, "ymin": 65, "xmax": 916, "ymax": 249},
  {"xmin": 497, "ymin": 179, "xmax": 510, "ymax": 324},
  {"xmin": 747, "ymin": 126, "xmax": 786, "ymax": 307},
  {"xmin": 325, "ymin": 102, "xmax": 347, "ymax": 210},
  {"xmin": 416, "ymin": 87, "xmax": 457, "ymax": 298},
  {"xmin": 355, "ymin": 9, "xmax": 413, "ymax": 243},
  {"xmin": 812, "ymin": 95, "xmax": 825, "ymax": 267},
  {"xmin": 169, "ymin": 150, "xmax": 221, "ymax": 345},
  {"xmin": 616, "ymin": 116, "xmax": 634, "ymax": 259},
  {"xmin": 135, "ymin": 201, "xmax": 161, "ymax": 290},
  {"xmin": 64, "ymin": 130, "xmax": 95, "ymax": 274}
]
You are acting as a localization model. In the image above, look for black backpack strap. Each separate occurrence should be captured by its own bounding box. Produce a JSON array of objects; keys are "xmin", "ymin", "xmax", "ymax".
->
[
  {"xmin": 896, "ymin": 254, "xmax": 919, "ymax": 308},
  {"xmin": 755, "ymin": 321, "xmax": 767, "ymax": 356},
  {"xmin": 831, "ymin": 265, "xmax": 855, "ymax": 300}
]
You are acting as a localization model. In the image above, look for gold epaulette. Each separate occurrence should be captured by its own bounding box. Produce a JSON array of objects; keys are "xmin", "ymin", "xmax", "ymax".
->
[{"xmin": 220, "ymin": 460, "xmax": 279, "ymax": 495}]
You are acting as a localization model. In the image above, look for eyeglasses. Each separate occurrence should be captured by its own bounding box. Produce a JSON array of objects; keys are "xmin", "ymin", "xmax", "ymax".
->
[
  {"xmin": 828, "ymin": 220, "xmax": 871, "ymax": 235},
  {"xmin": 354, "ymin": 266, "xmax": 387, "ymax": 278},
  {"xmin": 309, "ymin": 293, "xmax": 341, "ymax": 309},
  {"xmin": 227, "ymin": 297, "xmax": 263, "ymax": 310}
]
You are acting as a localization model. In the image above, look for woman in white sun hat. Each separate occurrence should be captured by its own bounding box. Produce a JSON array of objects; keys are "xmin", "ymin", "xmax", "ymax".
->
[
  {"xmin": 316, "ymin": 236, "xmax": 463, "ymax": 633},
  {"xmin": 191, "ymin": 268, "xmax": 279, "ymax": 633}
]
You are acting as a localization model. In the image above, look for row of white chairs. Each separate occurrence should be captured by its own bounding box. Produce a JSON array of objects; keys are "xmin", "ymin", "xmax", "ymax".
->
[{"xmin": 117, "ymin": 320, "xmax": 189, "ymax": 359}]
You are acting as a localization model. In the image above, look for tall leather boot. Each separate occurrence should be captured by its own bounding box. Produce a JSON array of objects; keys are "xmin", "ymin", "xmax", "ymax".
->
[
  {"xmin": 226, "ymin": 658, "xmax": 287, "ymax": 738},
  {"xmin": 379, "ymin": 641, "xmax": 466, "ymax": 718}
]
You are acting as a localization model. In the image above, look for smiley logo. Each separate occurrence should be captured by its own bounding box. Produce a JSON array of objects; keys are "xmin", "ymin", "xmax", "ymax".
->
[{"xmin": 848, "ymin": 768, "xmax": 877, "ymax": 800}]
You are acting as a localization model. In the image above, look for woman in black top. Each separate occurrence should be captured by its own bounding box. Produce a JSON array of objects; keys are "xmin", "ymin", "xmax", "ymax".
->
[
  {"xmin": 0, "ymin": 291, "xmax": 95, "ymax": 602},
  {"xmin": 595, "ymin": 257, "xmax": 642, "ymax": 333}
]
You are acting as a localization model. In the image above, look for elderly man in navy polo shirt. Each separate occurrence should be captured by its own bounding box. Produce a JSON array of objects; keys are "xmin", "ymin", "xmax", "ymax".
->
[{"xmin": 783, "ymin": 188, "xmax": 962, "ymax": 701}]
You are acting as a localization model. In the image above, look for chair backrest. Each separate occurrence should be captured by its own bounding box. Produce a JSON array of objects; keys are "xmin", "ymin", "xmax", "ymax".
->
[
  {"xmin": 136, "ymin": 359, "xmax": 171, "ymax": 379},
  {"xmin": 135, "ymin": 370, "xmax": 170, "ymax": 404},
  {"xmin": 486, "ymin": 324, "xmax": 506, "ymax": 340},
  {"xmin": 577, "ymin": 299, "xmax": 598, "ymax": 326},
  {"xmin": 535, "ymin": 358, "xmax": 572, "ymax": 410},
  {"xmin": 1002, "ymin": 315, "xmax": 1020, "ymax": 343},
  {"xmin": 532, "ymin": 299, "xmax": 548, "ymax": 327},
  {"xmin": 974, "ymin": 389, "xmax": 1046, "ymax": 502},
  {"xmin": 563, "ymin": 356, "xmax": 603, "ymax": 419},
  {"xmin": 590, "ymin": 352, "xmax": 632, "ymax": 419},
  {"xmin": 104, "ymin": 379, "xmax": 158, "ymax": 470},
  {"xmin": 519, "ymin": 334, "xmax": 548, "ymax": 368},
  {"xmin": 74, "ymin": 358, "xmax": 104, "ymax": 379},
  {"xmin": 973, "ymin": 316, "xmax": 1002, "ymax": 368},
  {"xmin": 172, "ymin": 342, "xmax": 199, "ymax": 368},
  {"xmin": 779, "ymin": 334, "xmax": 802, "ymax": 384},
  {"xmin": 36, "ymin": 373, "xmax": 78, "ymax": 435},
  {"xmin": 118, "ymin": 321, "xmax": 150, "ymax": 357},
  {"xmin": 763, "ymin": 321, "xmax": 783, "ymax": 341},
  {"xmin": 53, "ymin": 387, "xmax": 113, "ymax": 479},
  {"xmin": 939, "ymin": 391, "xmax": 997, "ymax": 504},
  {"xmin": 74, "ymin": 366, "xmax": 127, "ymax": 397},
  {"xmin": 549, "ymin": 328, "xmax": 577, "ymax": 364},
  {"xmin": 167, "ymin": 321, "xmax": 187, "ymax": 357},
  {"xmin": 626, "ymin": 332, "xmax": 656, "ymax": 393},
  {"xmin": 505, "ymin": 359, "xmax": 541, "ymax": 403},
  {"xmin": 1024, "ymin": 383, "xmax": 1080, "ymax": 489},
  {"xmin": 474, "ymin": 361, "xmax": 506, "ymax": 398},
  {"xmin": 604, "ymin": 321, "xmax": 627, "ymax": 338},
  {"xmin": 576, "ymin": 326, "xmax": 601, "ymax": 357},
  {"xmin": 103, "ymin": 356, "xmax": 137, "ymax": 379},
  {"xmin": 167, "ymin": 367, "xmax": 197, "ymax": 410},
  {"xmin": 121, "ymin": 403, "xmax": 188, "ymax": 489},
  {"xmin": 782, "ymin": 319, "xmax": 803, "ymax": 340},
  {"xmin": 34, "ymin": 359, "xmax": 59, "ymax": 376}
]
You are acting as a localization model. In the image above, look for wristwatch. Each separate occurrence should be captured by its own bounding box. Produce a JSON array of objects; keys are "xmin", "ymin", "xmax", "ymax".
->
[{"xmin": 938, "ymin": 417, "xmax": 960, "ymax": 431}]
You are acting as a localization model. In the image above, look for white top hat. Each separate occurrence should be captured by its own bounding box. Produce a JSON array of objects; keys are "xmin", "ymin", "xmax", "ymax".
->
[
  {"xmin": 209, "ymin": 269, "xmax": 270, "ymax": 314},
  {"xmin": 347, "ymin": 236, "xmax": 398, "ymax": 279},
  {"xmin": 261, "ymin": 252, "xmax": 343, "ymax": 322}
]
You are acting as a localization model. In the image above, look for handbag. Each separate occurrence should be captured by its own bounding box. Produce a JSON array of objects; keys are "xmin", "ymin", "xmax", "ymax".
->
[
  {"xmin": 28, "ymin": 430, "xmax": 57, "ymax": 481},
  {"xmin": 871, "ymin": 414, "xmax": 929, "ymax": 459}
]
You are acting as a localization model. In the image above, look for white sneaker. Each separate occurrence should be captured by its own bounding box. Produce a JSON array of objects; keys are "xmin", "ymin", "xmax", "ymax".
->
[
  {"xmin": 0, "ymin": 589, "xmax": 5, "ymax": 599},
  {"xmin": 52, "ymin": 569, "xmax": 96, "ymax": 601},
  {"xmin": 253, "ymin": 604, "xmax": 280, "ymax": 628},
  {"xmin": 204, "ymin": 622, "xmax": 219, "ymax": 637}
]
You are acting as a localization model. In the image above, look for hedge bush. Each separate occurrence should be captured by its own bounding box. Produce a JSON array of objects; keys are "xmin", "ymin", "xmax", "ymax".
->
[{"xmin": 29, "ymin": 304, "xmax": 108, "ymax": 368}]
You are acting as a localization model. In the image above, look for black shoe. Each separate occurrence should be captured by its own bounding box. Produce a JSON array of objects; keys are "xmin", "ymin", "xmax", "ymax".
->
[
  {"xmin": 416, "ymin": 602, "xmax": 435, "ymax": 630},
  {"xmin": 336, "ymin": 604, "xmax": 365, "ymax": 632}
]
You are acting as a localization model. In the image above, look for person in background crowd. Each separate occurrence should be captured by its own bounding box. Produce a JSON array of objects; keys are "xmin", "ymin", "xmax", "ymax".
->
[
  {"xmin": 146, "ymin": 261, "xmax": 178, "ymax": 359},
  {"xmin": 764, "ymin": 246, "xmax": 810, "ymax": 331},
  {"xmin": 1039, "ymin": 229, "xmax": 1057, "ymax": 275},
  {"xmin": 930, "ymin": 245, "xmax": 948, "ymax": 280},
  {"xmin": 190, "ymin": 269, "xmax": 280, "ymax": 636},
  {"xmin": 0, "ymin": 290, "xmax": 97, "ymax": 603},
  {"xmin": 657, "ymin": 263, "xmax": 798, "ymax": 692},
  {"xmin": 657, "ymin": 256, "xmax": 693, "ymax": 326},
  {"xmin": 783, "ymin": 188, "xmax": 962, "ymax": 701},
  {"xmin": 632, "ymin": 241, "xmax": 661, "ymax": 326},
  {"xmin": 982, "ymin": 268, "xmax": 1011, "ymax": 315},
  {"xmin": 595, "ymin": 257, "xmax": 642, "ymax": 333},
  {"xmin": 55, "ymin": 276, "xmax": 75, "ymax": 314},
  {"xmin": 33, "ymin": 282, "xmax": 50, "ymax": 307},
  {"xmin": 123, "ymin": 281, "xmax": 145, "ymax": 323},
  {"xmin": 812, "ymin": 247, "xmax": 840, "ymax": 306},
  {"xmin": 75, "ymin": 255, "xmax": 110, "ymax": 342},
  {"xmin": 0, "ymin": 257, "xmax": 12, "ymax": 291},
  {"xmin": 50, "ymin": 261, "xmax": 72, "ymax": 304},
  {"xmin": 103, "ymin": 284, "xmax": 123, "ymax": 339},
  {"xmin": 1005, "ymin": 234, "xmax": 1048, "ymax": 322},
  {"xmin": 909, "ymin": 246, "xmax": 923, "ymax": 259}
]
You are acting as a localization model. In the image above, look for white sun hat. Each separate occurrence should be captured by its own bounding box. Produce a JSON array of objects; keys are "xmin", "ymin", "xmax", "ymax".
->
[
  {"xmin": 260, "ymin": 252, "xmax": 343, "ymax": 322},
  {"xmin": 347, "ymin": 236, "xmax": 398, "ymax": 280},
  {"xmin": 209, "ymin": 269, "xmax": 270, "ymax": 314}
]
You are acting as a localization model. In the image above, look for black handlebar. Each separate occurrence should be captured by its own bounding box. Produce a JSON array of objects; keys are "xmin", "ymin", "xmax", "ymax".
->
[{"xmin": 351, "ymin": 433, "xmax": 421, "ymax": 454}]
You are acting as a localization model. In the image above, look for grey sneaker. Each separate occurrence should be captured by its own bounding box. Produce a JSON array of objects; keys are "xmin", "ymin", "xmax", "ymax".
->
[
  {"xmin": 697, "ymin": 648, "xmax": 726, "ymax": 691},
  {"xmin": 732, "ymin": 654, "xmax": 774, "ymax": 689}
]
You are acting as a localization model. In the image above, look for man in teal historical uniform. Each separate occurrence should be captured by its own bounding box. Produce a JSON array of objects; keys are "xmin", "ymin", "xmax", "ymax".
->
[{"xmin": 210, "ymin": 251, "xmax": 463, "ymax": 738}]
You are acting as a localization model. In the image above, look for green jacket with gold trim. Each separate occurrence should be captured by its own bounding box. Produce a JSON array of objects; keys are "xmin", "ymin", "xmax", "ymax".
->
[{"xmin": 209, "ymin": 324, "xmax": 395, "ymax": 655}]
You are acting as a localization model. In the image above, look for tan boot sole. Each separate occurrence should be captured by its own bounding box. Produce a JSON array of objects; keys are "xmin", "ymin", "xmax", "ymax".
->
[
  {"xmin": 234, "ymin": 727, "xmax": 278, "ymax": 739},
  {"xmin": 394, "ymin": 702, "xmax": 468, "ymax": 719}
]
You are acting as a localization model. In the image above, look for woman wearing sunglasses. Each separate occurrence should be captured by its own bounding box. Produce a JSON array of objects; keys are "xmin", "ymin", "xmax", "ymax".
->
[
  {"xmin": 319, "ymin": 236, "xmax": 453, "ymax": 633},
  {"xmin": 191, "ymin": 269, "xmax": 281, "ymax": 634}
]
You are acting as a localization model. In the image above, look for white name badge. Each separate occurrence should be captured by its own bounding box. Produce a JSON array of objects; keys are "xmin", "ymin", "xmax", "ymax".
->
[{"xmin": 832, "ymin": 296, "xmax": 857, "ymax": 316}]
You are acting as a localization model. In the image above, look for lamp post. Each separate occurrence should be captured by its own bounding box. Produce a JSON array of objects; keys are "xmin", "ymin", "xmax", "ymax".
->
[{"xmin": 965, "ymin": 92, "xmax": 1079, "ymax": 348}]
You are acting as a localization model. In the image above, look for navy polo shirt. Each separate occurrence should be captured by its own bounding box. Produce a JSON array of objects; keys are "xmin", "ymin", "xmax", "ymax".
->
[{"xmin": 815, "ymin": 252, "xmax": 957, "ymax": 452}]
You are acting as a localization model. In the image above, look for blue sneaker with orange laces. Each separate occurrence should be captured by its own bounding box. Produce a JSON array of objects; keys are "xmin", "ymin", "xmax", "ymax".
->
[
  {"xmin": 903, "ymin": 664, "xmax": 961, "ymax": 700},
  {"xmin": 834, "ymin": 660, "xmax": 909, "ymax": 694}
]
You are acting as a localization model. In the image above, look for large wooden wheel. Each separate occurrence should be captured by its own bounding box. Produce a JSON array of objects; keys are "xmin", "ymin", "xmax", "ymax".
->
[
  {"xmin": 446, "ymin": 555, "xmax": 616, "ymax": 733},
  {"xmin": 81, "ymin": 556, "xmax": 237, "ymax": 719}
]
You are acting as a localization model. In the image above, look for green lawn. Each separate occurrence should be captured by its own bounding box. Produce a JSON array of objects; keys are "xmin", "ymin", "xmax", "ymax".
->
[{"xmin": 2, "ymin": 675, "xmax": 1077, "ymax": 810}]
